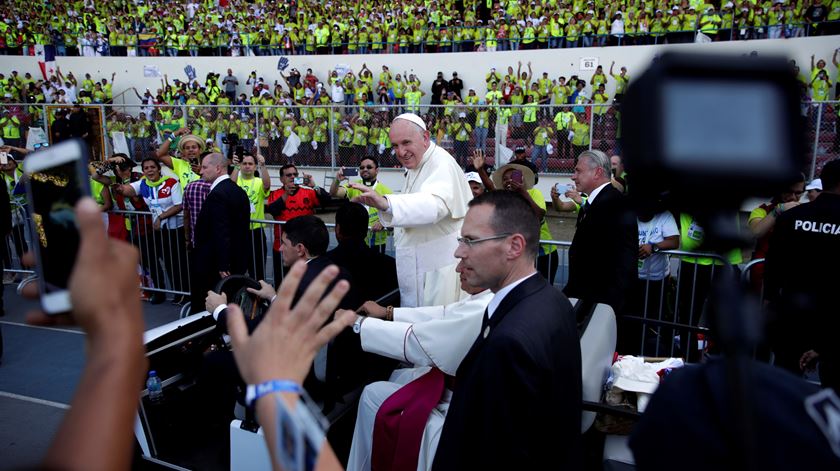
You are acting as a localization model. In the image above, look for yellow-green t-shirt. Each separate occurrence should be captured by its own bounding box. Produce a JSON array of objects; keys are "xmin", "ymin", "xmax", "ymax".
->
[
  {"xmin": 237, "ymin": 176, "xmax": 269, "ymax": 229},
  {"xmin": 527, "ymin": 188, "xmax": 557, "ymax": 255},
  {"xmin": 343, "ymin": 180, "xmax": 393, "ymax": 246},
  {"xmin": 171, "ymin": 157, "xmax": 200, "ymax": 189}
]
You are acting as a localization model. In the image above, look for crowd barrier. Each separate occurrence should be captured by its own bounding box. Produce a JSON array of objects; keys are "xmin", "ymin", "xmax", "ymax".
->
[
  {"xmin": 9, "ymin": 20, "xmax": 840, "ymax": 57},
  {"xmin": 4, "ymin": 206, "xmax": 762, "ymax": 358},
  {"xmin": 4, "ymin": 101, "xmax": 838, "ymax": 177}
]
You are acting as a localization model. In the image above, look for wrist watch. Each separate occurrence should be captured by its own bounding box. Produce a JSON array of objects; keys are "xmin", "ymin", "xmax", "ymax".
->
[
  {"xmin": 651, "ymin": 243, "xmax": 660, "ymax": 254},
  {"xmin": 353, "ymin": 315, "xmax": 365, "ymax": 334}
]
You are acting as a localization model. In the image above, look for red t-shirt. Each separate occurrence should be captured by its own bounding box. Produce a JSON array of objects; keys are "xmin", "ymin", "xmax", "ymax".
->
[{"xmin": 267, "ymin": 187, "xmax": 320, "ymax": 251}]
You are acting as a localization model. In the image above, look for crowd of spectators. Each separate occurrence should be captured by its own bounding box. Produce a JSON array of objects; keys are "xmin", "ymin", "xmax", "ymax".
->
[
  {"xmin": 0, "ymin": 0, "xmax": 838, "ymax": 57},
  {"xmin": 1, "ymin": 50, "xmax": 839, "ymax": 171}
]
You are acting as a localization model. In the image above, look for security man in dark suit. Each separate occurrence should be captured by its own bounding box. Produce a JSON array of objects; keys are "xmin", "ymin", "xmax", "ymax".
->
[
  {"xmin": 191, "ymin": 152, "xmax": 251, "ymax": 314},
  {"xmin": 564, "ymin": 149, "xmax": 638, "ymax": 316},
  {"xmin": 326, "ymin": 202, "xmax": 398, "ymax": 305},
  {"xmin": 432, "ymin": 191, "xmax": 582, "ymax": 471},
  {"xmin": 765, "ymin": 159, "xmax": 840, "ymax": 391}
]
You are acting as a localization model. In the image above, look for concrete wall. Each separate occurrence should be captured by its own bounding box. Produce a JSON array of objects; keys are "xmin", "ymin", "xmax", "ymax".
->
[{"xmin": 2, "ymin": 36, "xmax": 838, "ymax": 106}]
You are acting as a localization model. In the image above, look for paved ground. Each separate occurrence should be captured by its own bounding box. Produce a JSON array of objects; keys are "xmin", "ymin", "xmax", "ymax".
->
[{"xmin": 0, "ymin": 285, "xmax": 183, "ymax": 470}]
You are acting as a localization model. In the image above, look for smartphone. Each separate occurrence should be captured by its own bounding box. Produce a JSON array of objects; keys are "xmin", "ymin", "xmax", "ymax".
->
[
  {"xmin": 236, "ymin": 145, "xmax": 245, "ymax": 157},
  {"xmin": 294, "ymin": 177, "xmax": 305, "ymax": 185},
  {"xmin": 511, "ymin": 170, "xmax": 523, "ymax": 185},
  {"xmin": 343, "ymin": 168, "xmax": 358, "ymax": 177},
  {"xmin": 23, "ymin": 139, "xmax": 91, "ymax": 314},
  {"xmin": 0, "ymin": 152, "xmax": 8, "ymax": 165}
]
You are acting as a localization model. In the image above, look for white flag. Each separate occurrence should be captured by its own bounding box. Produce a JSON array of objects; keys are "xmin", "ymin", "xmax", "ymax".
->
[
  {"xmin": 25, "ymin": 127, "xmax": 49, "ymax": 150},
  {"xmin": 497, "ymin": 145, "xmax": 514, "ymax": 165},
  {"xmin": 111, "ymin": 131, "xmax": 131, "ymax": 159},
  {"xmin": 282, "ymin": 131, "xmax": 301, "ymax": 156}
]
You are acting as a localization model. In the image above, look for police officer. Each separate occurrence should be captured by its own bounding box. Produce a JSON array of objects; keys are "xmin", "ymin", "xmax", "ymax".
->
[{"xmin": 764, "ymin": 159, "xmax": 840, "ymax": 392}]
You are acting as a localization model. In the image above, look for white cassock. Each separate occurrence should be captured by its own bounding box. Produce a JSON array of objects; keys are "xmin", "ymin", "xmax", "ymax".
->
[
  {"xmin": 379, "ymin": 142, "xmax": 473, "ymax": 308},
  {"xmin": 346, "ymin": 290, "xmax": 492, "ymax": 471}
]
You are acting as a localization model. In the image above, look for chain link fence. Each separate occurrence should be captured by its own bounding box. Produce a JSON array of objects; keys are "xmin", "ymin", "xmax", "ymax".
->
[{"xmin": 2, "ymin": 101, "xmax": 838, "ymax": 177}]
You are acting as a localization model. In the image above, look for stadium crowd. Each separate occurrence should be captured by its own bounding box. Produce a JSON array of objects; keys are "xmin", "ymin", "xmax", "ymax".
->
[
  {"xmin": 0, "ymin": 0, "xmax": 838, "ymax": 57},
  {"xmin": 2, "ymin": 48, "xmax": 838, "ymax": 171}
]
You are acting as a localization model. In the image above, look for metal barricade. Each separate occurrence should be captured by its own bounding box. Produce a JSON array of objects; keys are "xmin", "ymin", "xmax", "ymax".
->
[
  {"xmin": 2, "ymin": 202, "xmax": 35, "ymax": 280},
  {"xmin": 86, "ymin": 101, "xmax": 839, "ymax": 176},
  {"xmin": 620, "ymin": 250, "xmax": 735, "ymax": 362}
]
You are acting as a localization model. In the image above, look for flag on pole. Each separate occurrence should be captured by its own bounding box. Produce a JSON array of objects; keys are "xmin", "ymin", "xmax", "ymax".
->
[{"xmin": 35, "ymin": 44, "xmax": 57, "ymax": 80}]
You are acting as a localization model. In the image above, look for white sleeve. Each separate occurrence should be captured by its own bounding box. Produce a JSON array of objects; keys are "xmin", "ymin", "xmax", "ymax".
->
[
  {"xmin": 661, "ymin": 212, "xmax": 679, "ymax": 238},
  {"xmin": 393, "ymin": 305, "xmax": 445, "ymax": 323},
  {"xmin": 129, "ymin": 180, "xmax": 142, "ymax": 194},
  {"xmin": 170, "ymin": 181, "xmax": 183, "ymax": 205},
  {"xmin": 360, "ymin": 318, "xmax": 415, "ymax": 363},
  {"xmin": 379, "ymin": 193, "xmax": 449, "ymax": 228}
]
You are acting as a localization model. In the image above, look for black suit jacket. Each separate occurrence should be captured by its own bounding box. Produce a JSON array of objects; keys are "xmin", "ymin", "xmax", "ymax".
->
[
  {"xmin": 564, "ymin": 184, "xmax": 638, "ymax": 314},
  {"xmin": 432, "ymin": 274, "xmax": 582, "ymax": 471},
  {"xmin": 194, "ymin": 178, "xmax": 251, "ymax": 275},
  {"xmin": 326, "ymin": 240, "xmax": 398, "ymax": 306}
]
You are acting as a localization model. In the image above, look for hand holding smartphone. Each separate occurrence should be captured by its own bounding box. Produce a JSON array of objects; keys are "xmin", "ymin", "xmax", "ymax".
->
[
  {"xmin": 343, "ymin": 167, "xmax": 358, "ymax": 177},
  {"xmin": 24, "ymin": 139, "xmax": 90, "ymax": 314}
]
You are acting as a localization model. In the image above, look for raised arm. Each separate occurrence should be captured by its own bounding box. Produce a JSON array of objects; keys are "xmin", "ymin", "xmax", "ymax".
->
[
  {"xmin": 32, "ymin": 199, "xmax": 146, "ymax": 471},
  {"xmin": 226, "ymin": 262, "xmax": 353, "ymax": 471},
  {"xmin": 257, "ymin": 154, "xmax": 270, "ymax": 191}
]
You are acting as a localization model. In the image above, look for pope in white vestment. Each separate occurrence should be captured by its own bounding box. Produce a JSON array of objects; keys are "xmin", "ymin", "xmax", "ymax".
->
[
  {"xmin": 344, "ymin": 287, "xmax": 493, "ymax": 471},
  {"xmin": 351, "ymin": 113, "xmax": 473, "ymax": 308}
]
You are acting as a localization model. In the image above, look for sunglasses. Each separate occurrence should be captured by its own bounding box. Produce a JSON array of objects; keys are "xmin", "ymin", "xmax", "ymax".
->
[{"xmin": 359, "ymin": 165, "xmax": 376, "ymax": 170}]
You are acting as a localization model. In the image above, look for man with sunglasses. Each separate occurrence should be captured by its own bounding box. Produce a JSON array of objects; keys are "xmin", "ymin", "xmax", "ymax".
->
[
  {"xmin": 330, "ymin": 156, "xmax": 393, "ymax": 253},
  {"xmin": 265, "ymin": 164, "xmax": 329, "ymax": 286}
]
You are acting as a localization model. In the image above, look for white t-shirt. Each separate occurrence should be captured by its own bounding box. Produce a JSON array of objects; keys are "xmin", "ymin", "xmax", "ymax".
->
[
  {"xmin": 130, "ymin": 177, "xmax": 184, "ymax": 229},
  {"xmin": 637, "ymin": 212, "xmax": 678, "ymax": 281}
]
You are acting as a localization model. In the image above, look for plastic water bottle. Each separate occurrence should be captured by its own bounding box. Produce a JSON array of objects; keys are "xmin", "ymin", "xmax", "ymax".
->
[{"xmin": 147, "ymin": 370, "xmax": 163, "ymax": 403}]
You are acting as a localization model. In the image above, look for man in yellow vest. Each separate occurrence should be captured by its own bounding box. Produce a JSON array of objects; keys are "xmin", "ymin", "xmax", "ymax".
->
[
  {"xmin": 0, "ymin": 111, "xmax": 22, "ymax": 149},
  {"xmin": 330, "ymin": 156, "xmax": 393, "ymax": 253}
]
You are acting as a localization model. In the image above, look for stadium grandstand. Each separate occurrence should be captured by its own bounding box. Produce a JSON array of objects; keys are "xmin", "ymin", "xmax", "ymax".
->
[
  {"xmin": 0, "ymin": 0, "xmax": 837, "ymax": 56},
  {"xmin": 2, "ymin": 1, "xmax": 840, "ymax": 470}
]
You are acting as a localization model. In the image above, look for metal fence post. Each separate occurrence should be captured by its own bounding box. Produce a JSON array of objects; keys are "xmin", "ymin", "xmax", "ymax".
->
[
  {"xmin": 255, "ymin": 105, "xmax": 260, "ymax": 156},
  {"xmin": 329, "ymin": 104, "xmax": 336, "ymax": 168},
  {"xmin": 810, "ymin": 103, "xmax": 823, "ymax": 181},
  {"xmin": 100, "ymin": 104, "xmax": 109, "ymax": 158},
  {"xmin": 588, "ymin": 103, "xmax": 594, "ymax": 151}
]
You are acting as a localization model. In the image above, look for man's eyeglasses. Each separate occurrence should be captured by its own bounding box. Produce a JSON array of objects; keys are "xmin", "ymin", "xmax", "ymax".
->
[
  {"xmin": 284, "ymin": 172, "xmax": 299, "ymax": 178},
  {"xmin": 359, "ymin": 165, "xmax": 375, "ymax": 170},
  {"xmin": 456, "ymin": 233, "xmax": 512, "ymax": 248}
]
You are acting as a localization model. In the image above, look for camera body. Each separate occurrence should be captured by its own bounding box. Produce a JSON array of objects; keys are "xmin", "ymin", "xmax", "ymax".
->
[{"xmin": 623, "ymin": 53, "xmax": 805, "ymax": 229}]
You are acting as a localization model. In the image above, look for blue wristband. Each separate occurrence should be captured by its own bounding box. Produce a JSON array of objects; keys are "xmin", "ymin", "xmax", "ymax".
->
[{"xmin": 245, "ymin": 379, "xmax": 303, "ymax": 406}]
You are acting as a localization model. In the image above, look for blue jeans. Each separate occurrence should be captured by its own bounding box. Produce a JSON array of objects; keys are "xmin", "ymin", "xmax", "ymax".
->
[
  {"xmin": 474, "ymin": 127, "xmax": 488, "ymax": 153},
  {"xmin": 532, "ymin": 144, "xmax": 548, "ymax": 172}
]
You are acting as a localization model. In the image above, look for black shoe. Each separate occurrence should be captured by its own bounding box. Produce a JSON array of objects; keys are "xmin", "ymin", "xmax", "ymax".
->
[{"xmin": 149, "ymin": 293, "xmax": 166, "ymax": 305}]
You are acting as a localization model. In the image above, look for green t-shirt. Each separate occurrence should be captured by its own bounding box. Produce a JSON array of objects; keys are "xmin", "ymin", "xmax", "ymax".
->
[
  {"xmin": 343, "ymin": 180, "xmax": 393, "ymax": 246},
  {"xmin": 527, "ymin": 188, "xmax": 556, "ymax": 255},
  {"xmin": 237, "ymin": 176, "xmax": 269, "ymax": 229},
  {"xmin": 171, "ymin": 157, "xmax": 200, "ymax": 189}
]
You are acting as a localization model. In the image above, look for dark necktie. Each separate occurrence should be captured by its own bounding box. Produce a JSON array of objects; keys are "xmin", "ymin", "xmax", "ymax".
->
[{"xmin": 577, "ymin": 200, "xmax": 591, "ymax": 226}]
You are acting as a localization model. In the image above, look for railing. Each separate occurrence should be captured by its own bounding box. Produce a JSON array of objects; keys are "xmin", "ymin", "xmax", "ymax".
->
[
  {"xmin": 0, "ymin": 201, "xmax": 776, "ymax": 362},
  {"xmin": 8, "ymin": 20, "xmax": 840, "ymax": 57},
  {"xmin": 4, "ymin": 101, "xmax": 836, "ymax": 176}
]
